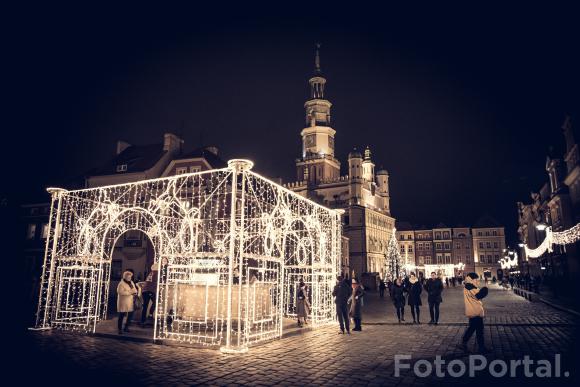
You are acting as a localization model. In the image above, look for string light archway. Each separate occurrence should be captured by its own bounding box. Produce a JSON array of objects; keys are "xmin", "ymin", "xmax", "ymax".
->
[{"xmin": 34, "ymin": 160, "xmax": 342, "ymax": 352}]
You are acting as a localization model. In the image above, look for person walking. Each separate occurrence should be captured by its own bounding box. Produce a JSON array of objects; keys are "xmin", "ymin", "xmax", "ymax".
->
[
  {"xmin": 117, "ymin": 270, "xmax": 140, "ymax": 334},
  {"xmin": 379, "ymin": 279, "xmax": 386, "ymax": 298},
  {"xmin": 332, "ymin": 275, "xmax": 351, "ymax": 334},
  {"xmin": 445, "ymin": 277, "xmax": 449, "ymax": 288},
  {"xmin": 296, "ymin": 280, "xmax": 310, "ymax": 327},
  {"xmin": 458, "ymin": 272, "xmax": 489, "ymax": 353},
  {"xmin": 406, "ymin": 272, "xmax": 422, "ymax": 324},
  {"xmin": 391, "ymin": 277, "xmax": 406, "ymax": 323},
  {"xmin": 425, "ymin": 272, "xmax": 444, "ymax": 325},
  {"xmin": 349, "ymin": 278, "xmax": 365, "ymax": 331}
]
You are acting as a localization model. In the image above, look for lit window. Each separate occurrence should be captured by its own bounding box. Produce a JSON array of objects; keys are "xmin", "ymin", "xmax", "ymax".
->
[
  {"xmin": 189, "ymin": 166, "xmax": 201, "ymax": 173},
  {"xmin": 116, "ymin": 164, "xmax": 127, "ymax": 172},
  {"xmin": 176, "ymin": 167, "xmax": 188, "ymax": 175},
  {"xmin": 26, "ymin": 224, "xmax": 36, "ymax": 239},
  {"xmin": 41, "ymin": 223, "xmax": 49, "ymax": 239}
]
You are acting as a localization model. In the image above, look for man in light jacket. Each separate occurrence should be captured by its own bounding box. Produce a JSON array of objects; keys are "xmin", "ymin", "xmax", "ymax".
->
[{"xmin": 459, "ymin": 272, "xmax": 489, "ymax": 353}]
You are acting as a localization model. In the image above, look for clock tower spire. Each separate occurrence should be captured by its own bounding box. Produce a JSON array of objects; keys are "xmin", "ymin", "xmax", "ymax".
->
[{"xmin": 296, "ymin": 44, "xmax": 340, "ymax": 184}]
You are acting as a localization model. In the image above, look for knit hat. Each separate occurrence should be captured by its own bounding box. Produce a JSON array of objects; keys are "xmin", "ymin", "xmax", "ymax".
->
[{"xmin": 466, "ymin": 272, "xmax": 479, "ymax": 280}]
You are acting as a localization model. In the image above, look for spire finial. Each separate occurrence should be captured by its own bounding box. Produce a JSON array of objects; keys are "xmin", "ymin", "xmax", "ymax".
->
[{"xmin": 314, "ymin": 43, "xmax": 321, "ymax": 73}]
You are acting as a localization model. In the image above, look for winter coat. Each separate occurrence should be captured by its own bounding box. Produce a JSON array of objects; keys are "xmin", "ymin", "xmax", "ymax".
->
[
  {"xmin": 117, "ymin": 280, "xmax": 140, "ymax": 313},
  {"xmin": 296, "ymin": 286, "xmax": 310, "ymax": 318},
  {"xmin": 406, "ymin": 279, "xmax": 422, "ymax": 306},
  {"xmin": 391, "ymin": 283, "xmax": 406, "ymax": 308},
  {"xmin": 425, "ymin": 278, "xmax": 444, "ymax": 304},
  {"xmin": 464, "ymin": 279, "xmax": 488, "ymax": 317},
  {"xmin": 349, "ymin": 285, "xmax": 364, "ymax": 319},
  {"xmin": 333, "ymin": 280, "xmax": 351, "ymax": 305}
]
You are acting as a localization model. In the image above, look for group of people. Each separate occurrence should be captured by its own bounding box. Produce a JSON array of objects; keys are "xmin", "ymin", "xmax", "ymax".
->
[
  {"xmin": 329, "ymin": 275, "xmax": 365, "ymax": 334},
  {"xmin": 335, "ymin": 271, "xmax": 490, "ymax": 353},
  {"xmin": 389, "ymin": 272, "xmax": 444, "ymax": 324},
  {"xmin": 116, "ymin": 266, "xmax": 158, "ymax": 334}
]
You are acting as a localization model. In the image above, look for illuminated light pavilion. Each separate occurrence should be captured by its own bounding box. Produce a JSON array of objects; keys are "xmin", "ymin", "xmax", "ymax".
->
[{"xmin": 34, "ymin": 159, "xmax": 342, "ymax": 353}]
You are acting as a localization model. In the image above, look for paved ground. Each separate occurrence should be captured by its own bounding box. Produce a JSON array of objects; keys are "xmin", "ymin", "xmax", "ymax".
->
[{"xmin": 21, "ymin": 284, "xmax": 580, "ymax": 386}]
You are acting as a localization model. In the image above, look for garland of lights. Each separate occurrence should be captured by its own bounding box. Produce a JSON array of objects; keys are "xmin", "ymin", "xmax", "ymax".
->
[
  {"xmin": 523, "ymin": 223, "xmax": 580, "ymax": 258},
  {"xmin": 34, "ymin": 160, "xmax": 341, "ymax": 352}
]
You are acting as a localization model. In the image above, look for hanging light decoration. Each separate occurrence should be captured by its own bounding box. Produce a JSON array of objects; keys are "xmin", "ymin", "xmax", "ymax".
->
[{"xmin": 523, "ymin": 223, "xmax": 580, "ymax": 258}]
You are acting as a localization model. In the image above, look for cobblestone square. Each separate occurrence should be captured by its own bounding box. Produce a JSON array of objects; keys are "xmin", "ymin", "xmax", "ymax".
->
[{"xmin": 22, "ymin": 285, "xmax": 580, "ymax": 386}]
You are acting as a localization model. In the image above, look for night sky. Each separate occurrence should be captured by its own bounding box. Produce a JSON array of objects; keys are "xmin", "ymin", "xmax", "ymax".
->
[{"xmin": 6, "ymin": 4, "xmax": 580, "ymax": 244}]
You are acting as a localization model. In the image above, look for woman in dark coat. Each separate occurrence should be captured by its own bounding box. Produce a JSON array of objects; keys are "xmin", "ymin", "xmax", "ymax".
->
[
  {"xmin": 406, "ymin": 272, "xmax": 423, "ymax": 324},
  {"xmin": 349, "ymin": 278, "xmax": 365, "ymax": 331},
  {"xmin": 391, "ymin": 278, "xmax": 406, "ymax": 323}
]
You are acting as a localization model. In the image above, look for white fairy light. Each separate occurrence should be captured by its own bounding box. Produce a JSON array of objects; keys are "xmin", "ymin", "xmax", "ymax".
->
[
  {"xmin": 522, "ymin": 223, "xmax": 580, "ymax": 258},
  {"xmin": 34, "ymin": 160, "xmax": 341, "ymax": 352},
  {"xmin": 385, "ymin": 228, "xmax": 404, "ymax": 279}
]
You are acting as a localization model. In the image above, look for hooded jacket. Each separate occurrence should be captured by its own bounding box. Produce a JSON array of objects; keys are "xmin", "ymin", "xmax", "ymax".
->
[{"xmin": 463, "ymin": 277, "xmax": 488, "ymax": 317}]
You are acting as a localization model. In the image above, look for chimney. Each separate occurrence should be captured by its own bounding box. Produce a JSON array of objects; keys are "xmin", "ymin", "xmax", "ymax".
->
[
  {"xmin": 116, "ymin": 140, "xmax": 131, "ymax": 155},
  {"xmin": 205, "ymin": 146, "xmax": 219, "ymax": 156},
  {"xmin": 163, "ymin": 133, "xmax": 183, "ymax": 152}
]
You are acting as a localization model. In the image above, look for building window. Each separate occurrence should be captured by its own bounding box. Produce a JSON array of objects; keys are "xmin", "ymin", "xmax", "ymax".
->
[
  {"xmin": 425, "ymin": 256, "xmax": 432, "ymax": 264},
  {"xmin": 493, "ymin": 242, "xmax": 498, "ymax": 248},
  {"xmin": 407, "ymin": 235, "xmax": 412, "ymax": 240},
  {"xmin": 477, "ymin": 232, "xmax": 482, "ymax": 236},
  {"xmin": 116, "ymin": 164, "xmax": 127, "ymax": 172},
  {"xmin": 189, "ymin": 166, "xmax": 201, "ymax": 173},
  {"xmin": 485, "ymin": 231, "xmax": 490, "ymax": 236},
  {"xmin": 444, "ymin": 243, "xmax": 450, "ymax": 250},
  {"xmin": 408, "ymin": 245, "xmax": 413, "ymax": 253},
  {"xmin": 479, "ymin": 254, "xmax": 484, "ymax": 262},
  {"xmin": 26, "ymin": 224, "xmax": 36, "ymax": 240},
  {"xmin": 436, "ymin": 254, "xmax": 442, "ymax": 263},
  {"xmin": 456, "ymin": 243, "xmax": 461, "ymax": 249},
  {"xmin": 492, "ymin": 230, "xmax": 498, "ymax": 236},
  {"xmin": 487, "ymin": 255, "xmax": 492, "ymax": 263},
  {"xmin": 435, "ymin": 232, "xmax": 441, "ymax": 239},
  {"xmin": 479, "ymin": 242, "xmax": 484, "ymax": 249},
  {"xmin": 436, "ymin": 243, "xmax": 442, "ymax": 250},
  {"xmin": 176, "ymin": 167, "xmax": 188, "ymax": 175},
  {"xmin": 486, "ymin": 242, "xmax": 491, "ymax": 248},
  {"xmin": 443, "ymin": 232, "xmax": 450, "ymax": 239},
  {"xmin": 41, "ymin": 223, "xmax": 49, "ymax": 239}
]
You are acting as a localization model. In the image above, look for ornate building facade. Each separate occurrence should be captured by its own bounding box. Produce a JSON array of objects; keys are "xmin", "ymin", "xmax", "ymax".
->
[
  {"xmin": 397, "ymin": 221, "xmax": 503, "ymax": 279},
  {"xmin": 285, "ymin": 47, "xmax": 395, "ymax": 286},
  {"xmin": 517, "ymin": 116, "xmax": 580, "ymax": 280}
]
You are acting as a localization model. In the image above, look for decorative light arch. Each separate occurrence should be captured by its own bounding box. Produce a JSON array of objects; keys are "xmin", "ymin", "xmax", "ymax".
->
[{"xmin": 34, "ymin": 160, "xmax": 342, "ymax": 352}]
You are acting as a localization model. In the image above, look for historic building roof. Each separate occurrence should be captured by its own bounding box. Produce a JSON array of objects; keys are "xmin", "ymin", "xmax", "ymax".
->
[{"xmin": 91, "ymin": 143, "xmax": 166, "ymax": 175}]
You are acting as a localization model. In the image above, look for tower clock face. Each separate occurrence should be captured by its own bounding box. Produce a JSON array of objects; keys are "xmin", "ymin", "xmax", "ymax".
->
[
  {"xmin": 328, "ymin": 136, "xmax": 334, "ymax": 150},
  {"xmin": 305, "ymin": 135, "xmax": 316, "ymax": 148}
]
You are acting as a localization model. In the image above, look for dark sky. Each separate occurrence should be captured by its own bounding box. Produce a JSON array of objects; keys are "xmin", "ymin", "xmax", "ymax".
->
[{"xmin": 6, "ymin": 3, "xmax": 580, "ymax": 244}]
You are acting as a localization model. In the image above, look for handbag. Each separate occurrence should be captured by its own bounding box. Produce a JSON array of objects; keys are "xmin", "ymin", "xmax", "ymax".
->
[{"xmin": 134, "ymin": 295, "xmax": 143, "ymax": 309}]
